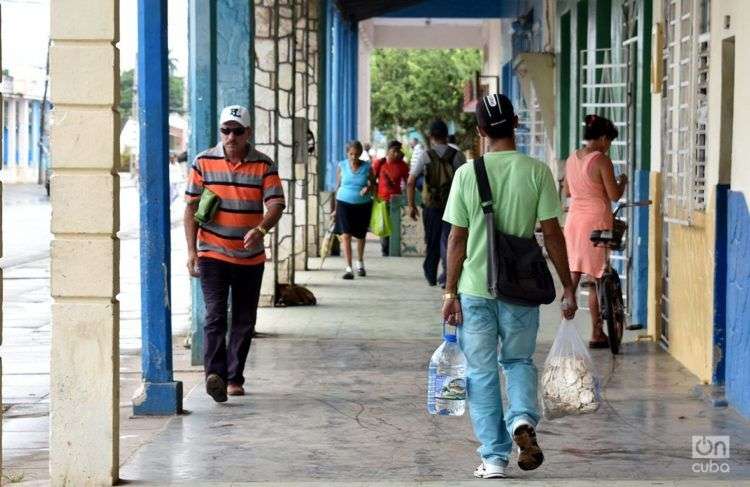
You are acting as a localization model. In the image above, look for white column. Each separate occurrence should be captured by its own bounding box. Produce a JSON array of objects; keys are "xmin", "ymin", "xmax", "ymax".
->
[
  {"xmin": 358, "ymin": 20, "xmax": 374, "ymax": 143},
  {"xmin": 482, "ymin": 20, "xmax": 503, "ymax": 85},
  {"xmin": 6, "ymin": 98, "xmax": 17, "ymax": 169},
  {"xmin": 0, "ymin": 3, "xmax": 4, "ymax": 475},
  {"xmin": 49, "ymin": 0, "xmax": 120, "ymax": 484}
]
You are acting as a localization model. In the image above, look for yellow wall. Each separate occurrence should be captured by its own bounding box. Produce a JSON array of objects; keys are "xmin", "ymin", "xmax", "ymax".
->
[
  {"xmin": 647, "ymin": 172, "xmax": 662, "ymax": 340},
  {"xmin": 647, "ymin": 0, "xmax": 726, "ymax": 383},
  {"xmin": 665, "ymin": 209, "xmax": 715, "ymax": 383}
]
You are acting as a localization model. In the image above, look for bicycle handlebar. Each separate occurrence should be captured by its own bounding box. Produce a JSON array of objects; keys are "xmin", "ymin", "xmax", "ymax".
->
[{"xmin": 613, "ymin": 199, "xmax": 652, "ymax": 218}]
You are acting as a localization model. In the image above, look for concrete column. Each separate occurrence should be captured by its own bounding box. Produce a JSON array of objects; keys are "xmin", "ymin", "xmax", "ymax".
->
[
  {"xmin": 305, "ymin": 0, "xmax": 321, "ymax": 260},
  {"xmin": 133, "ymin": 0, "xmax": 183, "ymax": 416},
  {"xmin": 0, "ymin": 4, "xmax": 4, "ymax": 476},
  {"xmin": 357, "ymin": 20, "xmax": 373, "ymax": 143},
  {"xmin": 294, "ymin": 2, "xmax": 310, "ymax": 271},
  {"xmin": 6, "ymin": 98, "xmax": 16, "ymax": 168},
  {"xmin": 49, "ymin": 0, "xmax": 120, "ymax": 484}
]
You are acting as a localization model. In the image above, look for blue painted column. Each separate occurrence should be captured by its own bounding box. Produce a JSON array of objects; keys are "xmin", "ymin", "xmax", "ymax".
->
[
  {"xmin": 322, "ymin": 5, "xmax": 359, "ymax": 191},
  {"xmin": 31, "ymin": 100, "xmax": 41, "ymax": 170},
  {"xmin": 712, "ymin": 184, "xmax": 729, "ymax": 386},
  {"xmin": 135, "ymin": 0, "xmax": 183, "ymax": 415},
  {"xmin": 629, "ymin": 169, "xmax": 649, "ymax": 328},
  {"xmin": 324, "ymin": 3, "xmax": 338, "ymax": 190},
  {"xmin": 349, "ymin": 22, "xmax": 358, "ymax": 141},
  {"xmin": 187, "ymin": 0, "xmax": 216, "ymax": 366},
  {"xmin": 187, "ymin": 0, "xmax": 252, "ymax": 366}
]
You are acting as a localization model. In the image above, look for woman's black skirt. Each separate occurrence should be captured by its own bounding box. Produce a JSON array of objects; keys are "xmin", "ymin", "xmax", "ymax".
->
[{"xmin": 334, "ymin": 200, "xmax": 373, "ymax": 239}]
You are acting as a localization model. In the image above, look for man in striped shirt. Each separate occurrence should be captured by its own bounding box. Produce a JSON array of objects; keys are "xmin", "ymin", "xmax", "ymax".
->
[{"xmin": 184, "ymin": 105, "xmax": 285, "ymax": 402}]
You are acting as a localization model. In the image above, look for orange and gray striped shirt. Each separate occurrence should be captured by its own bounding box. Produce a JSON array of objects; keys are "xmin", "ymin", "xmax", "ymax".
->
[{"xmin": 185, "ymin": 143, "xmax": 285, "ymax": 266}]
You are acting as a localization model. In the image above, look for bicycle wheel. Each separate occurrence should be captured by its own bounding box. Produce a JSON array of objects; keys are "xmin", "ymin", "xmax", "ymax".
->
[{"xmin": 600, "ymin": 270, "xmax": 626, "ymax": 354}]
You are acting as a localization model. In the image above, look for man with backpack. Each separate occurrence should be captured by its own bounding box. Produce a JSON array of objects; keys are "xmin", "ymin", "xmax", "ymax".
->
[
  {"xmin": 441, "ymin": 94, "xmax": 577, "ymax": 478},
  {"xmin": 407, "ymin": 120, "xmax": 466, "ymax": 287}
]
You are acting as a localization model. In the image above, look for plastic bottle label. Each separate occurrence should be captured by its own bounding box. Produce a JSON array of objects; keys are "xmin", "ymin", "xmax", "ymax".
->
[{"xmin": 433, "ymin": 374, "xmax": 466, "ymax": 401}]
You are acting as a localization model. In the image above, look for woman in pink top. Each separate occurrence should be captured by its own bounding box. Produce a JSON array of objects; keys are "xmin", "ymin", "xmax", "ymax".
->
[{"xmin": 563, "ymin": 115, "xmax": 628, "ymax": 348}]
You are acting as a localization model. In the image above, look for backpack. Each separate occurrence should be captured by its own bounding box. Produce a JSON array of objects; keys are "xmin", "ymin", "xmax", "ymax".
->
[{"xmin": 421, "ymin": 147, "xmax": 457, "ymax": 208}]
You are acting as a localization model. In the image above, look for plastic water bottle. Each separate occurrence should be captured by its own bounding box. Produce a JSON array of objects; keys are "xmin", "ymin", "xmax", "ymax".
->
[{"xmin": 427, "ymin": 324, "xmax": 467, "ymax": 416}]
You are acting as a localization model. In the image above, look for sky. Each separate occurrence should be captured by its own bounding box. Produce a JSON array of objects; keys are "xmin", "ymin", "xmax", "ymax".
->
[{"xmin": 1, "ymin": 0, "xmax": 189, "ymax": 78}]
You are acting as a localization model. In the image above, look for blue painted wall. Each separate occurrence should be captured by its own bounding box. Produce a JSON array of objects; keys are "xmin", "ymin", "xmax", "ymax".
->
[
  {"xmin": 630, "ymin": 169, "xmax": 650, "ymax": 327},
  {"xmin": 323, "ymin": 0, "xmax": 358, "ymax": 191},
  {"xmin": 726, "ymin": 190, "xmax": 750, "ymax": 419}
]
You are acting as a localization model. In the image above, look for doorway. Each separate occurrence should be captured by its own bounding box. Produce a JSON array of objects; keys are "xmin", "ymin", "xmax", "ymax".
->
[{"xmin": 712, "ymin": 36, "xmax": 734, "ymax": 384}]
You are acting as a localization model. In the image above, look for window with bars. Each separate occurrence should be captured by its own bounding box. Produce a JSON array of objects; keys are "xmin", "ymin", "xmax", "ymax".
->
[
  {"xmin": 661, "ymin": 0, "xmax": 710, "ymax": 224},
  {"xmin": 516, "ymin": 85, "xmax": 547, "ymax": 162}
]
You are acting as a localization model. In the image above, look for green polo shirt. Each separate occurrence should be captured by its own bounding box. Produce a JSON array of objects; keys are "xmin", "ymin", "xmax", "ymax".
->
[{"xmin": 442, "ymin": 150, "xmax": 562, "ymax": 299}]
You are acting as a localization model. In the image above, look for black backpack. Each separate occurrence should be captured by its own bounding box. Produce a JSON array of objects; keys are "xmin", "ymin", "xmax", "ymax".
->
[{"xmin": 421, "ymin": 147, "xmax": 457, "ymax": 208}]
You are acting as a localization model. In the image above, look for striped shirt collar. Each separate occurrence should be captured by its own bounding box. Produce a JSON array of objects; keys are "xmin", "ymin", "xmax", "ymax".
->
[{"xmin": 204, "ymin": 143, "xmax": 269, "ymax": 164}]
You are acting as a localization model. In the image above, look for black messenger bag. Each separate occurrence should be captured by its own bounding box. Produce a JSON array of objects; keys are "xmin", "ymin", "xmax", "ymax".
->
[{"xmin": 474, "ymin": 157, "xmax": 556, "ymax": 307}]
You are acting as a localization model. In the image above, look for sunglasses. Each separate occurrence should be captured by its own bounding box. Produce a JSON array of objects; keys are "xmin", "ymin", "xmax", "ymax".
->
[{"xmin": 220, "ymin": 127, "xmax": 247, "ymax": 136}]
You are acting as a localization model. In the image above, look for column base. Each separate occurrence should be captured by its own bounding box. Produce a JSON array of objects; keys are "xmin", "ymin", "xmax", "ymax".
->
[{"xmin": 132, "ymin": 381, "xmax": 184, "ymax": 416}]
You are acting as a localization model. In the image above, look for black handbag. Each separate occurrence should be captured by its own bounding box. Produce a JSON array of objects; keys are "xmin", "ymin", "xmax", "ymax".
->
[{"xmin": 474, "ymin": 157, "xmax": 556, "ymax": 307}]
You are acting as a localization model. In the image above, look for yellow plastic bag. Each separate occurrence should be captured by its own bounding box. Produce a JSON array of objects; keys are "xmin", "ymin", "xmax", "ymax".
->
[{"xmin": 369, "ymin": 198, "xmax": 391, "ymax": 237}]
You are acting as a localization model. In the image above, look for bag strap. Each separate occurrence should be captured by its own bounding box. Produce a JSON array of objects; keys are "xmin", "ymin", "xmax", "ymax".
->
[{"xmin": 473, "ymin": 156, "xmax": 494, "ymax": 215}]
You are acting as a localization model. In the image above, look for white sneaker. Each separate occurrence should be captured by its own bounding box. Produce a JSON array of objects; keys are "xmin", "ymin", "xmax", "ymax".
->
[{"xmin": 473, "ymin": 461, "xmax": 507, "ymax": 479}]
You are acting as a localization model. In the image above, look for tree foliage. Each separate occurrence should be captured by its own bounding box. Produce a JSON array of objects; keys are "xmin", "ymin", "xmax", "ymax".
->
[
  {"xmin": 370, "ymin": 48, "xmax": 481, "ymax": 147},
  {"xmin": 119, "ymin": 57, "xmax": 185, "ymax": 121}
]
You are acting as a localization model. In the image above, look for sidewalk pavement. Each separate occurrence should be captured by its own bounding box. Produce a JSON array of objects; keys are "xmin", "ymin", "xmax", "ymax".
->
[
  {"xmin": 2, "ymin": 177, "xmax": 196, "ymax": 484},
  {"xmin": 116, "ymin": 251, "xmax": 749, "ymax": 485},
  {"xmin": 3, "ymin": 181, "xmax": 750, "ymax": 485}
]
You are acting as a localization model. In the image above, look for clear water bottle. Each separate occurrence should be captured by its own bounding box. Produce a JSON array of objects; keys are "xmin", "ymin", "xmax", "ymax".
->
[{"xmin": 427, "ymin": 324, "xmax": 467, "ymax": 416}]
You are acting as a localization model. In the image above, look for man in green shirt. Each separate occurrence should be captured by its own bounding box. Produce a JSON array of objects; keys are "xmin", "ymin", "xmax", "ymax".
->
[{"xmin": 442, "ymin": 94, "xmax": 578, "ymax": 479}]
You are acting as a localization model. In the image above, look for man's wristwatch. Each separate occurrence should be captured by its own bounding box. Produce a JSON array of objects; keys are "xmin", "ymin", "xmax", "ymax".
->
[
  {"xmin": 255, "ymin": 226, "xmax": 268, "ymax": 236},
  {"xmin": 443, "ymin": 293, "xmax": 457, "ymax": 301}
]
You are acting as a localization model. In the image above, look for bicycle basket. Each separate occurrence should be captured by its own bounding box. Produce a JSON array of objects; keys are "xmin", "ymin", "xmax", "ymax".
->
[
  {"xmin": 589, "ymin": 219, "xmax": 627, "ymax": 250},
  {"xmin": 610, "ymin": 219, "xmax": 627, "ymax": 250}
]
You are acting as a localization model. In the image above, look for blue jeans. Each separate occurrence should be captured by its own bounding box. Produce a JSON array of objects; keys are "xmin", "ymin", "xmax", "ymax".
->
[{"xmin": 457, "ymin": 294, "xmax": 541, "ymax": 466}]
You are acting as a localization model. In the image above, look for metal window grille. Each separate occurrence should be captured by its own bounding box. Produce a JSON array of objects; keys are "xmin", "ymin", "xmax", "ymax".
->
[
  {"xmin": 516, "ymin": 85, "xmax": 547, "ymax": 162},
  {"xmin": 661, "ymin": 0, "xmax": 710, "ymax": 224},
  {"xmin": 578, "ymin": 47, "xmax": 633, "ymax": 316}
]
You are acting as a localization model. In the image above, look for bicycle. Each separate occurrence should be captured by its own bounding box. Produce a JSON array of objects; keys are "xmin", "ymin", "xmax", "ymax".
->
[{"xmin": 589, "ymin": 200, "xmax": 651, "ymax": 354}]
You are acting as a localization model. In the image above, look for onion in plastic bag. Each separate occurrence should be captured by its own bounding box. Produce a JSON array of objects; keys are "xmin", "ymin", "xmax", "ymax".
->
[{"xmin": 541, "ymin": 320, "xmax": 601, "ymax": 419}]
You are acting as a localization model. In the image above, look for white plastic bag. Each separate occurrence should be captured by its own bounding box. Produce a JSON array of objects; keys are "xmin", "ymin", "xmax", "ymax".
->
[{"xmin": 541, "ymin": 320, "xmax": 601, "ymax": 419}]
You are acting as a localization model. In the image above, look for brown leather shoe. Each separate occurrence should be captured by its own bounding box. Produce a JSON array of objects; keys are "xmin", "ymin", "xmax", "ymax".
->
[
  {"xmin": 206, "ymin": 374, "xmax": 227, "ymax": 403},
  {"xmin": 227, "ymin": 383, "xmax": 245, "ymax": 396}
]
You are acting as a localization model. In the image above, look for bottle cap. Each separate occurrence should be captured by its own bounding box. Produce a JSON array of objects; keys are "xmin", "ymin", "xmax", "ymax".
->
[{"xmin": 444, "ymin": 334, "xmax": 457, "ymax": 343}]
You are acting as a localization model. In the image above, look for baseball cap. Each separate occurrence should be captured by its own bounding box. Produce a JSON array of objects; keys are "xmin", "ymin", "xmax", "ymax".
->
[
  {"xmin": 476, "ymin": 94, "xmax": 515, "ymax": 132},
  {"xmin": 219, "ymin": 105, "xmax": 251, "ymax": 127}
]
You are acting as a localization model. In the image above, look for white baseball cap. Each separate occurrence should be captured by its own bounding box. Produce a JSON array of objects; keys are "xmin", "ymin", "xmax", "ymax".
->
[{"xmin": 219, "ymin": 105, "xmax": 251, "ymax": 127}]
